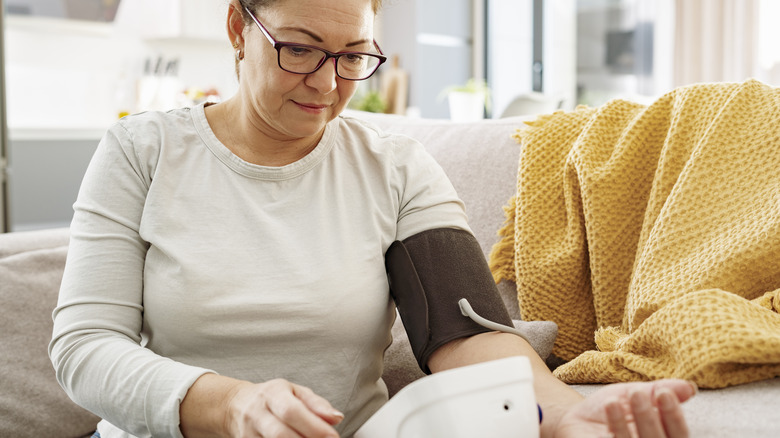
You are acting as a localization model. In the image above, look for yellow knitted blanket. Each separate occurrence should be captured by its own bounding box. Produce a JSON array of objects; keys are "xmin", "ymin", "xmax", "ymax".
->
[{"xmin": 489, "ymin": 80, "xmax": 780, "ymax": 388}]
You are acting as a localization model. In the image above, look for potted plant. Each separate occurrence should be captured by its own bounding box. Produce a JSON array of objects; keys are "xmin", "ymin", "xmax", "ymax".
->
[
  {"xmin": 349, "ymin": 89, "xmax": 387, "ymax": 113},
  {"xmin": 440, "ymin": 78, "xmax": 491, "ymax": 121}
]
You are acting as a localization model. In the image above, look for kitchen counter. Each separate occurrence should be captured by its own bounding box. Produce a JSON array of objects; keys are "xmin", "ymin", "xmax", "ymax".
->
[{"xmin": 9, "ymin": 126, "xmax": 108, "ymax": 142}]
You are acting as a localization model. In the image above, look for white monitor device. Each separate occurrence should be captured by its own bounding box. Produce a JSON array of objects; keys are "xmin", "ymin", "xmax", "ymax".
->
[{"xmin": 355, "ymin": 356, "xmax": 539, "ymax": 438}]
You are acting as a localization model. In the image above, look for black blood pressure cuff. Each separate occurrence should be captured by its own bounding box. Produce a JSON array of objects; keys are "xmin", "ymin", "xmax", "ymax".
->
[{"xmin": 385, "ymin": 228, "xmax": 514, "ymax": 374}]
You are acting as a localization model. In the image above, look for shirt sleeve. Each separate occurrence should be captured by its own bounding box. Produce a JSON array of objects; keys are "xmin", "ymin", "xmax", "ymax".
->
[
  {"xmin": 48, "ymin": 119, "xmax": 213, "ymax": 438},
  {"xmin": 390, "ymin": 136, "xmax": 472, "ymax": 241}
]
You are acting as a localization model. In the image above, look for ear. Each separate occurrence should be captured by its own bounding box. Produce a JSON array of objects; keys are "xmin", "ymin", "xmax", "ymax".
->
[{"xmin": 226, "ymin": 0, "xmax": 247, "ymax": 48}]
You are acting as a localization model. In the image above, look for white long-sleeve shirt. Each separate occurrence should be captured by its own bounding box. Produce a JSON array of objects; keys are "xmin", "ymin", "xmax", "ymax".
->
[{"xmin": 49, "ymin": 104, "xmax": 470, "ymax": 437}]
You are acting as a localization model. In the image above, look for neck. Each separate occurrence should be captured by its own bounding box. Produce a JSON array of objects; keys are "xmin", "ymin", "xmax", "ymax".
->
[{"xmin": 206, "ymin": 98, "xmax": 325, "ymax": 167}]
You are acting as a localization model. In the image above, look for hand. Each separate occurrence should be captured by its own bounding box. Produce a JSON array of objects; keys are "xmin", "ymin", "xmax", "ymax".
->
[
  {"xmin": 225, "ymin": 378, "xmax": 343, "ymax": 438},
  {"xmin": 552, "ymin": 379, "xmax": 696, "ymax": 438}
]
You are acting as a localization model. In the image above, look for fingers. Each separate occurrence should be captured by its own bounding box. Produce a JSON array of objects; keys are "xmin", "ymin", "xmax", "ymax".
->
[
  {"xmin": 293, "ymin": 384, "xmax": 345, "ymax": 426},
  {"xmin": 228, "ymin": 379, "xmax": 341, "ymax": 438},
  {"xmin": 605, "ymin": 384, "xmax": 691, "ymax": 438},
  {"xmin": 656, "ymin": 388, "xmax": 689, "ymax": 437},
  {"xmin": 605, "ymin": 397, "xmax": 633, "ymax": 438},
  {"xmin": 264, "ymin": 398, "xmax": 331, "ymax": 437},
  {"xmin": 630, "ymin": 390, "xmax": 668, "ymax": 437},
  {"xmin": 263, "ymin": 381, "xmax": 341, "ymax": 437},
  {"xmin": 651, "ymin": 379, "xmax": 698, "ymax": 404}
]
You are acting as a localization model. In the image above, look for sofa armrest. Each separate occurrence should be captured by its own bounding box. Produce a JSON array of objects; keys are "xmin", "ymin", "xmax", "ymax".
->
[{"xmin": 0, "ymin": 228, "xmax": 100, "ymax": 438}]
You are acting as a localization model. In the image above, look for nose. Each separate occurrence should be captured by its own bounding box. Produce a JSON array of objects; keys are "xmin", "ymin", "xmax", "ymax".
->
[{"xmin": 304, "ymin": 58, "xmax": 338, "ymax": 94}]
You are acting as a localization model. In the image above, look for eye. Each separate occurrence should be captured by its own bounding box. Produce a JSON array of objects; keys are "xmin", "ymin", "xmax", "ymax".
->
[
  {"xmin": 342, "ymin": 53, "xmax": 366, "ymax": 65},
  {"xmin": 285, "ymin": 46, "xmax": 315, "ymax": 57}
]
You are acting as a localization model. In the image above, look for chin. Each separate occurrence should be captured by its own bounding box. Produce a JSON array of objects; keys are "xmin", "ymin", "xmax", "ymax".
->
[
  {"xmin": 287, "ymin": 116, "xmax": 331, "ymax": 139},
  {"xmin": 281, "ymin": 102, "xmax": 342, "ymax": 137}
]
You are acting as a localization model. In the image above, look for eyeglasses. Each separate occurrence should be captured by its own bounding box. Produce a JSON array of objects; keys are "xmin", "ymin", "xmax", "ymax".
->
[{"xmin": 244, "ymin": 6, "xmax": 387, "ymax": 81}]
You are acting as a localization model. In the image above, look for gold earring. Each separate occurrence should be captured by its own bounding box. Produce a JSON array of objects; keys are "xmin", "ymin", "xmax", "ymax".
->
[{"xmin": 233, "ymin": 41, "xmax": 244, "ymax": 61}]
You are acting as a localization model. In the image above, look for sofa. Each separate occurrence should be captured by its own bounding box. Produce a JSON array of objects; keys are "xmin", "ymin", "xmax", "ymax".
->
[{"xmin": 1, "ymin": 110, "xmax": 778, "ymax": 438}]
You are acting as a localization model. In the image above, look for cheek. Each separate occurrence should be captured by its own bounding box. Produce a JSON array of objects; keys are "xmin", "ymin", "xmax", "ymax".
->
[
  {"xmin": 338, "ymin": 81, "xmax": 360, "ymax": 106},
  {"xmin": 249, "ymin": 66, "xmax": 298, "ymax": 105}
]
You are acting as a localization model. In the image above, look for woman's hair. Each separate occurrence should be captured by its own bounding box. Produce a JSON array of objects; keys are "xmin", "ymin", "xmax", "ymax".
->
[
  {"xmin": 233, "ymin": 0, "xmax": 383, "ymax": 78},
  {"xmin": 237, "ymin": 0, "xmax": 383, "ymax": 18}
]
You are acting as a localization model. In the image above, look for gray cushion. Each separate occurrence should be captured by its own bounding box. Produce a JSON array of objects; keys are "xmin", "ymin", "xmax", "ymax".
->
[
  {"xmin": 0, "ymin": 228, "xmax": 100, "ymax": 438},
  {"xmin": 0, "ymin": 227, "xmax": 70, "ymax": 258}
]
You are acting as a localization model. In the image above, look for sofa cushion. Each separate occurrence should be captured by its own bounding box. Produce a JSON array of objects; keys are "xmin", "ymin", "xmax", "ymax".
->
[
  {"xmin": 0, "ymin": 228, "xmax": 100, "ymax": 438},
  {"xmin": 0, "ymin": 226, "xmax": 70, "ymax": 258}
]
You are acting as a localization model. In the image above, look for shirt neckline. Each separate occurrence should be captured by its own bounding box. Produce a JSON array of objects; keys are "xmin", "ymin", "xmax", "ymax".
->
[{"xmin": 191, "ymin": 102, "xmax": 337, "ymax": 181}]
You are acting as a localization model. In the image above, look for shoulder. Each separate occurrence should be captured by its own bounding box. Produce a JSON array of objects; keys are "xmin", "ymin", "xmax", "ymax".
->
[
  {"xmin": 335, "ymin": 113, "xmax": 428, "ymax": 161},
  {"xmin": 104, "ymin": 106, "xmax": 199, "ymax": 157},
  {"xmin": 334, "ymin": 113, "xmax": 449, "ymax": 187},
  {"xmin": 112, "ymin": 106, "xmax": 195, "ymax": 141},
  {"xmin": 95, "ymin": 107, "xmax": 199, "ymax": 180},
  {"xmin": 338, "ymin": 111, "xmax": 421, "ymax": 141}
]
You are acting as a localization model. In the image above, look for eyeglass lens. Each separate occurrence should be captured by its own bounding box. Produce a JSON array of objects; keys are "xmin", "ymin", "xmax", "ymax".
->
[{"xmin": 279, "ymin": 45, "xmax": 382, "ymax": 80}]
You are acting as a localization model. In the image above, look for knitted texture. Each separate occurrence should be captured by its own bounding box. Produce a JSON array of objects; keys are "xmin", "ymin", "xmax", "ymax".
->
[{"xmin": 489, "ymin": 80, "xmax": 780, "ymax": 388}]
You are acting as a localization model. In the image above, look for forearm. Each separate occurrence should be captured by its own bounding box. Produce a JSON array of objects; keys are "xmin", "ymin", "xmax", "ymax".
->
[
  {"xmin": 428, "ymin": 331, "xmax": 584, "ymax": 437},
  {"xmin": 180, "ymin": 373, "xmax": 250, "ymax": 438}
]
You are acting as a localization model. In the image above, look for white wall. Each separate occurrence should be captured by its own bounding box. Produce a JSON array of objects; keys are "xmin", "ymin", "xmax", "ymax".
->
[
  {"xmin": 543, "ymin": 0, "xmax": 577, "ymax": 110},
  {"xmin": 487, "ymin": 0, "xmax": 534, "ymax": 118},
  {"xmin": 378, "ymin": 0, "xmax": 475, "ymax": 119},
  {"xmin": 5, "ymin": 2, "xmax": 237, "ymax": 134},
  {"xmin": 487, "ymin": 0, "xmax": 576, "ymax": 117}
]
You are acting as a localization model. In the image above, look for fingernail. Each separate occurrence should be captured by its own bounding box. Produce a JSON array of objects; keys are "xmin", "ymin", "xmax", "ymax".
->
[
  {"xmin": 657, "ymin": 388, "xmax": 677, "ymax": 410},
  {"xmin": 630, "ymin": 390, "xmax": 651, "ymax": 410},
  {"xmin": 327, "ymin": 410, "xmax": 344, "ymax": 427},
  {"xmin": 686, "ymin": 380, "xmax": 699, "ymax": 395},
  {"xmin": 604, "ymin": 397, "xmax": 623, "ymax": 419}
]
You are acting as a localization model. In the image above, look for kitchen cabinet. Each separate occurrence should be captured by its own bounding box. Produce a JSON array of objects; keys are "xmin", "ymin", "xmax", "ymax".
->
[
  {"xmin": 116, "ymin": 0, "xmax": 228, "ymax": 42},
  {"xmin": 6, "ymin": 132, "xmax": 101, "ymax": 231}
]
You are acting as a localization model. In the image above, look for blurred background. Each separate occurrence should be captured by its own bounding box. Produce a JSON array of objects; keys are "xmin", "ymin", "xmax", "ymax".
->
[{"xmin": 1, "ymin": 0, "xmax": 779, "ymax": 232}]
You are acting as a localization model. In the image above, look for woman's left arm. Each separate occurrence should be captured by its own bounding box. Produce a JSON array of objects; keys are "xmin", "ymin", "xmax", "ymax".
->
[
  {"xmin": 428, "ymin": 332, "xmax": 695, "ymax": 438},
  {"xmin": 386, "ymin": 131, "xmax": 695, "ymax": 437}
]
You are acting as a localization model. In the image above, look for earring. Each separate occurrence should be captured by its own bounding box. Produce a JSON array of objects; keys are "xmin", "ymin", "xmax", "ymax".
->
[{"xmin": 233, "ymin": 41, "xmax": 244, "ymax": 61}]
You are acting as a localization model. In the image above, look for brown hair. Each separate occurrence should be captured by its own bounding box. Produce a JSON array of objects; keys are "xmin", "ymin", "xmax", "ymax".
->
[
  {"xmin": 237, "ymin": 0, "xmax": 383, "ymax": 19},
  {"xmin": 233, "ymin": 0, "xmax": 383, "ymax": 78}
]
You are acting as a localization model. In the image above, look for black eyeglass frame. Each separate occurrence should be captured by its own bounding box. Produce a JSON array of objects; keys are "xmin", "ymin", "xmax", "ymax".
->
[{"xmin": 243, "ymin": 6, "xmax": 387, "ymax": 81}]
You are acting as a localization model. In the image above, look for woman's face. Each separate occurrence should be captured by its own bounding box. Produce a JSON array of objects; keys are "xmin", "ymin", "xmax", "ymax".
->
[{"xmin": 237, "ymin": 0, "xmax": 375, "ymax": 141}]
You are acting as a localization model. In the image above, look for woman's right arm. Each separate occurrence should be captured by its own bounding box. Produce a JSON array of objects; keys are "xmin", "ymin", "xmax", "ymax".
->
[
  {"xmin": 49, "ymin": 121, "xmax": 343, "ymax": 438},
  {"xmin": 49, "ymin": 123, "xmax": 215, "ymax": 436}
]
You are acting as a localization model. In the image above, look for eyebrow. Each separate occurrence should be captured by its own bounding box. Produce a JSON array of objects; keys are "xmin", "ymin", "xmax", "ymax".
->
[{"xmin": 279, "ymin": 26, "xmax": 371, "ymax": 48}]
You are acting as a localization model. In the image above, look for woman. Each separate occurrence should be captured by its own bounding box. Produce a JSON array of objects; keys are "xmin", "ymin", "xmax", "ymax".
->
[{"xmin": 49, "ymin": 0, "xmax": 695, "ymax": 437}]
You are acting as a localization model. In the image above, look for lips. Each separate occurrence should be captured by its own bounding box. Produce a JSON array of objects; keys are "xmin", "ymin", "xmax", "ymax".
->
[{"xmin": 293, "ymin": 100, "xmax": 330, "ymax": 111}]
